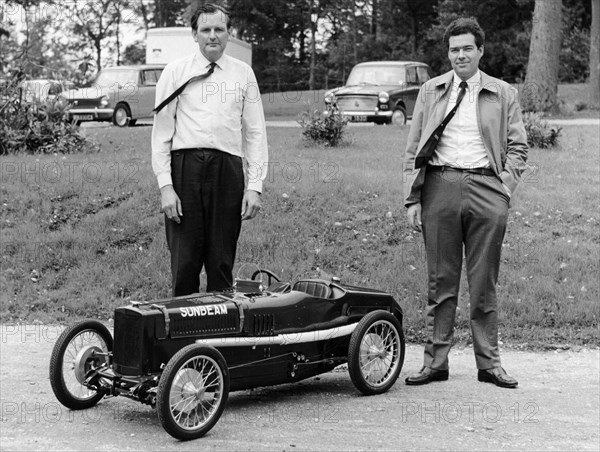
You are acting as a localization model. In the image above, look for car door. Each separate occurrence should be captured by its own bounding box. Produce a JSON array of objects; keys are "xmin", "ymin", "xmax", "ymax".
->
[
  {"xmin": 136, "ymin": 69, "xmax": 158, "ymax": 119},
  {"xmin": 403, "ymin": 66, "xmax": 420, "ymax": 116}
]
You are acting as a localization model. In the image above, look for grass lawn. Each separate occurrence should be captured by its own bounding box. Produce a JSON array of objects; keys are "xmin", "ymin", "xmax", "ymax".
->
[{"xmin": 1, "ymin": 116, "xmax": 598, "ymax": 349}]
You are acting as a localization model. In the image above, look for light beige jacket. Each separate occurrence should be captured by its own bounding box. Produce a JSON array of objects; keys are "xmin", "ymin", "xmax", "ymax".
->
[{"xmin": 403, "ymin": 70, "xmax": 529, "ymax": 206}]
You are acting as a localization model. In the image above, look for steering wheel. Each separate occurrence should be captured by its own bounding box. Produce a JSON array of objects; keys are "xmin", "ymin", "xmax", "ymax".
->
[{"xmin": 251, "ymin": 269, "xmax": 281, "ymax": 287}]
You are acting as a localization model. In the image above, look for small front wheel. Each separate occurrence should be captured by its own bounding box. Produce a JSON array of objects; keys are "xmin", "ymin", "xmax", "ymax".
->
[
  {"xmin": 348, "ymin": 311, "xmax": 404, "ymax": 395},
  {"xmin": 157, "ymin": 344, "xmax": 229, "ymax": 440},
  {"xmin": 49, "ymin": 320, "xmax": 113, "ymax": 410}
]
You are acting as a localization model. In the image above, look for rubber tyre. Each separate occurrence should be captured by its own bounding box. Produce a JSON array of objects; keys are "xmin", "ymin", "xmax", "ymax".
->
[
  {"xmin": 49, "ymin": 320, "xmax": 113, "ymax": 410},
  {"xmin": 390, "ymin": 108, "xmax": 407, "ymax": 125},
  {"xmin": 157, "ymin": 344, "xmax": 229, "ymax": 440},
  {"xmin": 112, "ymin": 103, "xmax": 131, "ymax": 127},
  {"xmin": 348, "ymin": 311, "xmax": 405, "ymax": 395}
]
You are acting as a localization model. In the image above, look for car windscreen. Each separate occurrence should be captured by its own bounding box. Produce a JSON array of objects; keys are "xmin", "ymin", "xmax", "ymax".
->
[
  {"xmin": 94, "ymin": 69, "xmax": 138, "ymax": 88},
  {"xmin": 346, "ymin": 66, "xmax": 406, "ymax": 86}
]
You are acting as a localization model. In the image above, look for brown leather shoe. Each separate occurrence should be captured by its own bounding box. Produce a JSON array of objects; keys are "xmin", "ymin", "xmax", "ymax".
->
[
  {"xmin": 478, "ymin": 367, "xmax": 518, "ymax": 388},
  {"xmin": 405, "ymin": 366, "xmax": 449, "ymax": 385}
]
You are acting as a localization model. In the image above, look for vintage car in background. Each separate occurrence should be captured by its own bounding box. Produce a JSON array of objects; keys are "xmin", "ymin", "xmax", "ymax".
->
[
  {"xmin": 62, "ymin": 64, "xmax": 164, "ymax": 127},
  {"xmin": 324, "ymin": 61, "xmax": 433, "ymax": 125},
  {"xmin": 49, "ymin": 270, "xmax": 405, "ymax": 441}
]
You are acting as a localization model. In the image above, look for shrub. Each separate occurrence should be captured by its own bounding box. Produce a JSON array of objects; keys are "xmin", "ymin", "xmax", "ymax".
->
[
  {"xmin": 298, "ymin": 102, "xmax": 349, "ymax": 147},
  {"xmin": 523, "ymin": 112, "xmax": 562, "ymax": 149},
  {"xmin": 0, "ymin": 78, "xmax": 97, "ymax": 155}
]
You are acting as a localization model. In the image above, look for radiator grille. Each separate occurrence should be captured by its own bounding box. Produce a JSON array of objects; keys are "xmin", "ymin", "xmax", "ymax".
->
[
  {"xmin": 170, "ymin": 314, "xmax": 239, "ymax": 338},
  {"xmin": 113, "ymin": 312, "xmax": 143, "ymax": 371},
  {"xmin": 68, "ymin": 99, "xmax": 102, "ymax": 109},
  {"xmin": 336, "ymin": 96, "xmax": 377, "ymax": 112},
  {"xmin": 253, "ymin": 314, "xmax": 274, "ymax": 336}
]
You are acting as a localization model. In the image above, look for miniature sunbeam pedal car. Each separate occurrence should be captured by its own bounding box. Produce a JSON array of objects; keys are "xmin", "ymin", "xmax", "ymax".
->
[{"xmin": 49, "ymin": 270, "xmax": 405, "ymax": 440}]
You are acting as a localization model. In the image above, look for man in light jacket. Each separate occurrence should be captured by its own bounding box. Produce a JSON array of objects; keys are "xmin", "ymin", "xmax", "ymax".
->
[{"xmin": 403, "ymin": 17, "xmax": 528, "ymax": 388}]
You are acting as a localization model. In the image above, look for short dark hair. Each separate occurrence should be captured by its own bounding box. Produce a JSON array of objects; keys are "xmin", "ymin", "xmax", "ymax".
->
[
  {"xmin": 443, "ymin": 17, "xmax": 485, "ymax": 48},
  {"xmin": 191, "ymin": 3, "xmax": 231, "ymax": 31}
]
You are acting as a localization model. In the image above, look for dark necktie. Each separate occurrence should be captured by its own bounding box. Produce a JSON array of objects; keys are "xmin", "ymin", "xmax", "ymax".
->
[
  {"xmin": 415, "ymin": 81, "xmax": 469, "ymax": 169},
  {"xmin": 153, "ymin": 62, "xmax": 217, "ymax": 114}
]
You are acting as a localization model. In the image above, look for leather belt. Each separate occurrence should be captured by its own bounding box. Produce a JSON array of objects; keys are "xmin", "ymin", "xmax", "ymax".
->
[
  {"xmin": 427, "ymin": 165, "xmax": 495, "ymax": 177},
  {"xmin": 173, "ymin": 147, "xmax": 220, "ymax": 153}
]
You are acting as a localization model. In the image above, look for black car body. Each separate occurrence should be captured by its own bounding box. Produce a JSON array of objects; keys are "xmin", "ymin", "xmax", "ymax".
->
[
  {"xmin": 50, "ymin": 272, "xmax": 405, "ymax": 440},
  {"xmin": 324, "ymin": 61, "xmax": 433, "ymax": 125}
]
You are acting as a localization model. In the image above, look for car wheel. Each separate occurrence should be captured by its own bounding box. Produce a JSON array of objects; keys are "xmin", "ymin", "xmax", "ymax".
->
[
  {"xmin": 113, "ymin": 104, "xmax": 131, "ymax": 127},
  {"xmin": 49, "ymin": 320, "xmax": 112, "ymax": 410},
  {"xmin": 390, "ymin": 108, "xmax": 407, "ymax": 125},
  {"xmin": 157, "ymin": 344, "xmax": 229, "ymax": 440},
  {"xmin": 347, "ymin": 310, "xmax": 405, "ymax": 395}
]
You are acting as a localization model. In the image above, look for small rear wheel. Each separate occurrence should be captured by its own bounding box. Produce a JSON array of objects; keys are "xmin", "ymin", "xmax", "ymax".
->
[
  {"xmin": 348, "ymin": 311, "xmax": 404, "ymax": 395},
  {"xmin": 157, "ymin": 344, "xmax": 229, "ymax": 440},
  {"xmin": 49, "ymin": 320, "xmax": 112, "ymax": 410}
]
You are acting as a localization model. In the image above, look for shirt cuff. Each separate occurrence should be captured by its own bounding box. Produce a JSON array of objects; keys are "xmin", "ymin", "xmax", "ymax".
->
[
  {"xmin": 247, "ymin": 180, "xmax": 263, "ymax": 193},
  {"xmin": 157, "ymin": 172, "xmax": 173, "ymax": 189}
]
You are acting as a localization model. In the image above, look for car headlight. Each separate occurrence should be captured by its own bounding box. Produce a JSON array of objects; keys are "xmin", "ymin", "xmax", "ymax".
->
[
  {"xmin": 378, "ymin": 91, "xmax": 389, "ymax": 103},
  {"xmin": 100, "ymin": 95, "xmax": 110, "ymax": 107},
  {"xmin": 324, "ymin": 93, "xmax": 335, "ymax": 104}
]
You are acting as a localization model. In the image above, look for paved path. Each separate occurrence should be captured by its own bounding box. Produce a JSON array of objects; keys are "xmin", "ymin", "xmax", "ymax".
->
[
  {"xmin": 265, "ymin": 117, "xmax": 600, "ymax": 128},
  {"xmin": 81, "ymin": 117, "xmax": 598, "ymax": 129}
]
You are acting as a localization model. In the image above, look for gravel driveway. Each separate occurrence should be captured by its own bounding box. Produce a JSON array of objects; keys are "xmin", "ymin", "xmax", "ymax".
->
[{"xmin": 1, "ymin": 324, "xmax": 598, "ymax": 451}]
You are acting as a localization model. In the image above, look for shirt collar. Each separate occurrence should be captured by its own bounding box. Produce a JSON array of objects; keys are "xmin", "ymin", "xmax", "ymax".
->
[
  {"xmin": 194, "ymin": 50, "xmax": 227, "ymax": 71},
  {"xmin": 453, "ymin": 70, "xmax": 480, "ymax": 89}
]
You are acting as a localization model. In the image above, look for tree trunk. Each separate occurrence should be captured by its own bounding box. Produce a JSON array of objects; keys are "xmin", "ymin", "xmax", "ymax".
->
[
  {"xmin": 351, "ymin": 0, "xmax": 357, "ymax": 65},
  {"xmin": 523, "ymin": 0, "xmax": 563, "ymax": 112},
  {"xmin": 371, "ymin": 0, "xmax": 377, "ymax": 37},
  {"xmin": 309, "ymin": 18, "xmax": 316, "ymax": 90},
  {"xmin": 590, "ymin": 0, "xmax": 600, "ymax": 106},
  {"xmin": 96, "ymin": 40, "xmax": 102, "ymax": 71}
]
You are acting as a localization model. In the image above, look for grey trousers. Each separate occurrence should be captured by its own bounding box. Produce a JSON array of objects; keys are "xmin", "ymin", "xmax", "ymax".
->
[{"xmin": 421, "ymin": 166, "xmax": 509, "ymax": 370}]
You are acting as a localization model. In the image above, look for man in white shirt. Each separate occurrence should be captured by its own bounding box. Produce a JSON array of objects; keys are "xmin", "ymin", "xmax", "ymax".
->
[
  {"xmin": 152, "ymin": 3, "xmax": 268, "ymax": 295},
  {"xmin": 403, "ymin": 18, "xmax": 528, "ymax": 388}
]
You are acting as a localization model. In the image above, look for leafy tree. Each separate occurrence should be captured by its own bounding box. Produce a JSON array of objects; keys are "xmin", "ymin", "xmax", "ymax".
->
[
  {"xmin": 122, "ymin": 40, "xmax": 147, "ymax": 65},
  {"xmin": 65, "ymin": 0, "xmax": 120, "ymax": 71}
]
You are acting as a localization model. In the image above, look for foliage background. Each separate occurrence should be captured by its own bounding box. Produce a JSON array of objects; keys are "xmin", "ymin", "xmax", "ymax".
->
[{"xmin": 0, "ymin": 0, "xmax": 594, "ymax": 91}]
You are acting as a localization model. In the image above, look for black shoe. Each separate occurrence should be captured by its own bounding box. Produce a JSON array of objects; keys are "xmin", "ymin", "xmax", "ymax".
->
[
  {"xmin": 405, "ymin": 366, "xmax": 449, "ymax": 385},
  {"xmin": 478, "ymin": 367, "xmax": 518, "ymax": 388}
]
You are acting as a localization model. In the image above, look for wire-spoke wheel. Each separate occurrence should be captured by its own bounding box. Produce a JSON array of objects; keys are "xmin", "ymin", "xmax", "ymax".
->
[
  {"xmin": 348, "ymin": 311, "xmax": 404, "ymax": 395},
  {"xmin": 157, "ymin": 344, "xmax": 229, "ymax": 440},
  {"xmin": 49, "ymin": 320, "xmax": 112, "ymax": 410}
]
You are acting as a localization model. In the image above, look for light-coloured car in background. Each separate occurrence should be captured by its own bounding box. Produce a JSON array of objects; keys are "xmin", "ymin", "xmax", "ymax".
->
[
  {"xmin": 19, "ymin": 79, "xmax": 75, "ymax": 104},
  {"xmin": 63, "ymin": 65, "xmax": 164, "ymax": 127},
  {"xmin": 324, "ymin": 61, "xmax": 433, "ymax": 125}
]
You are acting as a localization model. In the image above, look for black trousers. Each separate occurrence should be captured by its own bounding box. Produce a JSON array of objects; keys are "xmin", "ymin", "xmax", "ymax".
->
[{"xmin": 166, "ymin": 148, "xmax": 244, "ymax": 296}]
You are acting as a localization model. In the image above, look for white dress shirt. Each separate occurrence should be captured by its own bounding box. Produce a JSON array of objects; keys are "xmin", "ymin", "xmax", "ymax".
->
[
  {"xmin": 152, "ymin": 51, "xmax": 268, "ymax": 192},
  {"xmin": 430, "ymin": 70, "xmax": 490, "ymax": 169}
]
